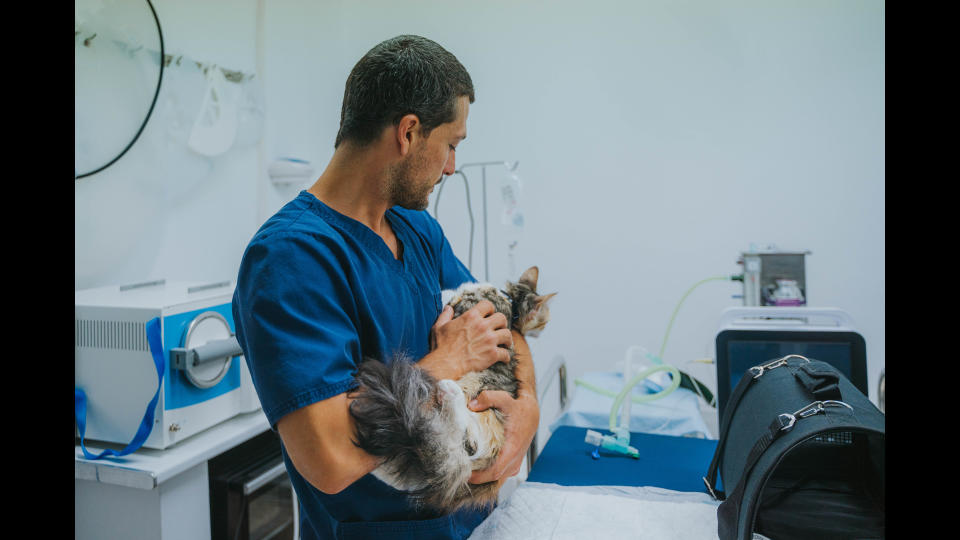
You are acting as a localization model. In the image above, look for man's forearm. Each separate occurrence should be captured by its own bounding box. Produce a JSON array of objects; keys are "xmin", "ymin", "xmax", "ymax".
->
[
  {"xmin": 510, "ymin": 331, "xmax": 536, "ymax": 400},
  {"xmin": 417, "ymin": 348, "xmax": 465, "ymax": 381},
  {"xmin": 277, "ymin": 393, "xmax": 383, "ymax": 494}
]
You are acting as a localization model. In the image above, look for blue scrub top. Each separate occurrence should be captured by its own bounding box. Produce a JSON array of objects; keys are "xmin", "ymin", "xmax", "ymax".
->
[{"xmin": 233, "ymin": 191, "xmax": 487, "ymax": 539}]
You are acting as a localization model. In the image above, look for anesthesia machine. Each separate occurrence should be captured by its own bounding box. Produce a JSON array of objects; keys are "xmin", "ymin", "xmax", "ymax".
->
[{"xmin": 736, "ymin": 247, "xmax": 810, "ymax": 307}]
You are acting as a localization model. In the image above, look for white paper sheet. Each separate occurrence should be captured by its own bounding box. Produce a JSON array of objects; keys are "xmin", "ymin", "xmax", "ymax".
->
[{"xmin": 469, "ymin": 482, "xmax": 720, "ymax": 540}]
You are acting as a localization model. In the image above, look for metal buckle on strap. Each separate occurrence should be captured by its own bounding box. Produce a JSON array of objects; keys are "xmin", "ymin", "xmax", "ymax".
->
[
  {"xmin": 778, "ymin": 400, "xmax": 853, "ymax": 433},
  {"xmin": 749, "ymin": 354, "xmax": 810, "ymax": 379},
  {"xmin": 703, "ymin": 476, "xmax": 720, "ymax": 500}
]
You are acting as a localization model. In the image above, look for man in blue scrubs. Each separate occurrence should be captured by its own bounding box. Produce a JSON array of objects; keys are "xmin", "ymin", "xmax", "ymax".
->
[{"xmin": 232, "ymin": 35, "xmax": 539, "ymax": 539}]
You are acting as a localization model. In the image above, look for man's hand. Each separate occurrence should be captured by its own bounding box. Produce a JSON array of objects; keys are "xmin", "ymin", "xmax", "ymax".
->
[
  {"xmin": 467, "ymin": 388, "xmax": 540, "ymax": 486},
  {"xmin": 420, "ymin": 301, "xmax": 513, "ymax": 381}
]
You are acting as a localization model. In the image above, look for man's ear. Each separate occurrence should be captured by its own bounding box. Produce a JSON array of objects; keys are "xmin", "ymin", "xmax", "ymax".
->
[{"xmin": 395, "ymin": 114, "xmax": 421, "ymax": 157}]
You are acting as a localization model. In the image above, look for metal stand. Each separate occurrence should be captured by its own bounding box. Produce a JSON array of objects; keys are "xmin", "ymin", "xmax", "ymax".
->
[
  {"xmin": 527, "ymin": 355, "xmax": 568, "ymax": 472},
  {"xmin": 453, "ymin": 161, "xmax": 519, "ymax": 282}
]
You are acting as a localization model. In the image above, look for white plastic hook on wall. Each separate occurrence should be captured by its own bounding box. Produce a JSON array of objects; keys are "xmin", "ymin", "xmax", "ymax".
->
[
  {"xmin": 187, "ymin": 66, "xmax": 239, "ymax": 157},
  {"xmin": 268, "ymin": 157, "xmax": 315, "ymax": 186}
]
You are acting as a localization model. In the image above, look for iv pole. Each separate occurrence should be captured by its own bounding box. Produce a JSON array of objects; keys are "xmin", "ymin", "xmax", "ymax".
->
[{"xmin": 452, "ymin": 161, "xmax": 519, "ymax": 282}]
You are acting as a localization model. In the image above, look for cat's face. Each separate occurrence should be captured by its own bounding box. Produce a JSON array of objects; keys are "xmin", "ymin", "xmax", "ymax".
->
[
  {"xmin": 516, "ymin": 292, "xmax": 557, "ymax": 337},
  {"xmin": 507, "ymin": 266, "xmax": 558, "ymax": 337}
]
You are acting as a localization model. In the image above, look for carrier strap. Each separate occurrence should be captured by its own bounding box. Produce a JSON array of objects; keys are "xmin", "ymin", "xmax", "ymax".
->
[
  {"xmin": 742, "ymin": 416, "xmax": 795, "ymax": 485},
  {"xmin": 714, "ymin": 414, "xmax": 794, "ymax": 525},
  {"xmin": 719, "ymin": 400, "xmax": 853, "ymax": 516},
  {"xmin": 703, "ymin": 354, "xmax": 812, "ymax": 500},
  {"xmin": 703, "ymin": 366, "xmax": 757, "ymax": 499},
  {"xmin": 793, "ymin": 362, "xmax": 842, "ymax": 401}
]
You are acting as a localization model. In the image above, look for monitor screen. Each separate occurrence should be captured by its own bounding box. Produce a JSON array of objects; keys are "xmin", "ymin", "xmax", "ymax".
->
[{"xmin": 715, "ymin": 330, "xmax": 867, "ymax": 418}]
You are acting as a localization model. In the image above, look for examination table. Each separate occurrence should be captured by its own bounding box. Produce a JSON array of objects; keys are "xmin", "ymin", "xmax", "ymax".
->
[{"xmin": 470, "ymin": 369, "xmax": 724, "ymax": 539}]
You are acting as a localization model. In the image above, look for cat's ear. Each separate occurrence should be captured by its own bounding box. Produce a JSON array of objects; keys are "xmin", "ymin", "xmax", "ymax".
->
[
  {"xmin": 519, "ymin": 266, "xmax": 539, "ymax": 289},
  {"xmin": 536, "ymin": 292, "xmax": 557, "ymax": 308}
]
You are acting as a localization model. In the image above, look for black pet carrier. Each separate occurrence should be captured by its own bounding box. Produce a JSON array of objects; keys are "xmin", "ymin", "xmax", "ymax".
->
[{"xmin": 703, "ymin": 355, "xmax": 885, "ymax": 540}]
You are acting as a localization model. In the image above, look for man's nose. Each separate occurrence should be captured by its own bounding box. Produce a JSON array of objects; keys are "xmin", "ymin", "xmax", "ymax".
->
[{"xmin": 443, "ymin": 152, "xmax": 456, "ymax": 176}]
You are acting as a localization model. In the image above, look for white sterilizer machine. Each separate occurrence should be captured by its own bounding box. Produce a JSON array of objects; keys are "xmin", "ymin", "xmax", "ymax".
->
[{"xmin": 75, "ymin": 279, "xmax": 261, "ymax": 450}]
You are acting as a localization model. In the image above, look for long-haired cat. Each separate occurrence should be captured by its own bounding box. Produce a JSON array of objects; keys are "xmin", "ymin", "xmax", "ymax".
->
[{"xmin": 348, "ymin": 266, "xmax": 556, "ymax": 513}]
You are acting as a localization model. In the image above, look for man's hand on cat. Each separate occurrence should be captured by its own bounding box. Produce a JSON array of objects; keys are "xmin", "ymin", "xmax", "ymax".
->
[
  {"xmin": 466, "ymin": 389, "xmax": 539, "ymax": 485},
  {"xmin": 421, "ymin": 301, "xmax": 513, "ymax": 381}
]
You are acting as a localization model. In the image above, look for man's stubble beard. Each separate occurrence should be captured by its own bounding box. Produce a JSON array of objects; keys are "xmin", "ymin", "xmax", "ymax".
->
[{"xmin": 385, "ymin": 149, "xmax": 437, "ymax": 211}]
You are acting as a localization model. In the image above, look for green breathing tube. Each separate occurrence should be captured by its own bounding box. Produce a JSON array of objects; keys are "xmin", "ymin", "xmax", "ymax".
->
[
  {"xmin": 607, "ymin": 364, "xmax": 681, "ymax": 432},
  {"xmin": 582, "ymin": 364, "xmax": 682, "ymax": 459},
  {"xmin": 581, "ymin": 274, "xmax": 739, "ymax": 458},
  {"xmin": 656, "ymin": 274, "xmax": 740, "ymax": 408},
  {"xmin": 656, "ymin": 275, "xmax": 730, "ymax": 362}
]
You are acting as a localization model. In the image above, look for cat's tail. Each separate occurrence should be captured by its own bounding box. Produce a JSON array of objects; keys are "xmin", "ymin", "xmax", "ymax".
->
[
  {"xmin": 348, "ymin": 355, "xmax": 437, "ymax": 466},
  {"xmin": 348, "ymin": 356, "xmax": 499, "ymax": 512},
  {"xmin": 425, "ymin": 477, "xmax": 500, "ymax": 513}
]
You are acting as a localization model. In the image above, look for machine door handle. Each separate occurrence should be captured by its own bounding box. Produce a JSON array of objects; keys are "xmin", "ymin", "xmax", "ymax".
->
[
  {"xmin": 244, "ymin": 461, "xmax": 288, "ymax": 495},
  {"xmin": 171, "ymin": 336, "xmax": 242, "ymax": 369}
]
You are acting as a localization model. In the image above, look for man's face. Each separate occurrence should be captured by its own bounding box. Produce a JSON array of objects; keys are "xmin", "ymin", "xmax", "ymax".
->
[{"xmin": 387, "ymin": 97, "xmax": 469, "ymax": 210}]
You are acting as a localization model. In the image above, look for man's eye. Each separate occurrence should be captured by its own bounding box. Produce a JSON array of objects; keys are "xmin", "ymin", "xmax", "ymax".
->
[{"xmin": 449, "ymin": 145, "xmax": 456, "ymax": 151}]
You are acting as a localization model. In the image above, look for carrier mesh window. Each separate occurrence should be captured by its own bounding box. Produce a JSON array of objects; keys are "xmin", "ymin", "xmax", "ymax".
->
[{"xmin": 754, "ymin": 431, "xmax": 884, "ymax": 540}]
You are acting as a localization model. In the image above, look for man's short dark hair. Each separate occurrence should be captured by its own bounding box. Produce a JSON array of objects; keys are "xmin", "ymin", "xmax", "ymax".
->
[{"xmin": 334, "ymin": 35, "xmax": 475, "ymax": 149}]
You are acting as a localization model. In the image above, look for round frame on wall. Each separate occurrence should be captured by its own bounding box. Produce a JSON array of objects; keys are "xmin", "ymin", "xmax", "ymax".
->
[{"xmin": 75, "ymin": 0, "xmax": 165, "ymax": 180}]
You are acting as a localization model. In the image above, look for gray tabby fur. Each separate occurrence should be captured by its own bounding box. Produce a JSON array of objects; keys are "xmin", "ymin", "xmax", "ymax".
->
[{"xmin": 349, "ymin": 266, "xmax": 556, "ymax": 513}]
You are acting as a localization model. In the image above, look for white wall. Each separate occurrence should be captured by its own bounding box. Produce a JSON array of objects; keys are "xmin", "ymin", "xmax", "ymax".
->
[
  {"xmin": 76, "ymin": 1, "xmax": 885, "ymax": 416},
  {"xmin": 75, "ymin": 0, "xmax": 261, "ymax": 290},
  {"xmin": 256, "ymin": 0, "xmax": 885, "ymax": 408}
]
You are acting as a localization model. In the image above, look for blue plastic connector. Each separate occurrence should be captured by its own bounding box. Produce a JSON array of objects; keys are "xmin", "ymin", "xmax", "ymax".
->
[{"xmin": 585, "ymin": 428, "xmax": 639, "ymax": 459}]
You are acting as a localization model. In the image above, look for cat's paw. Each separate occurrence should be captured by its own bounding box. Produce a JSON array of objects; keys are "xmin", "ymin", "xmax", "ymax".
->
[{"xmin": 437, "ymin": 379, "xmax": 466, "ymax": 404}]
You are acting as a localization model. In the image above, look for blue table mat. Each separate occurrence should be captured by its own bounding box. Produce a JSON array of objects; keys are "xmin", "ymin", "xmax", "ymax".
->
[{"xmin": 528, "ymin": 426, "xmax": 723, "ymax": 494}]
